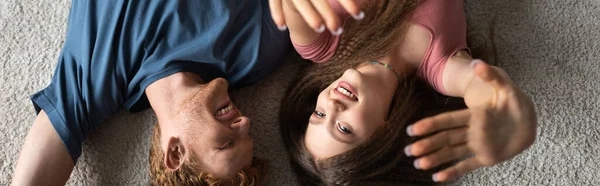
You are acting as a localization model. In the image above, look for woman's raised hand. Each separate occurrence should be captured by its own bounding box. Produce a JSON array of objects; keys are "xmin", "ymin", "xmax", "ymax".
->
[
  {"xmin": 404, "ymin": 61, "xmax": 537, "ymax": 182},
  {"xmin": 269, "ymin": 0, "xmax": 364, "ymax": 35}
]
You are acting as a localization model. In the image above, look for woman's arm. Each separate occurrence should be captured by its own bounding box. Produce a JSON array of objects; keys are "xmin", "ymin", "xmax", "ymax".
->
[
  {"xmin": 269, "ymin": 0, "xmax": 362, "ymax": 44},
  {"xmin": 404, "ymin": 54, "xmax": 537, "ymax": 182},
  {"xmin": 272, "ymin": 0, "xmax": 325, "ymax": 44},
  {"xmin": 441, "ymin": 51, "xmax": 497, "ymax": 107},
  {"xmin": 12, "ymin": 110, "xmax": 74, "ymax": 186}
]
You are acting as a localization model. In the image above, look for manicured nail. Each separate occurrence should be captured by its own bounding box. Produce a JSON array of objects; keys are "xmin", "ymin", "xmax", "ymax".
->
[
  {"xmin": 315, "ymin": 25, "xmax": 326, "ymax": 33},
  {"xmin": 432, "ymin": 173, "xmax": 440, "ymax": 182},
  {"xmin": 278, "ymin": 24, "xmax": 288, "ymax": 31},
  {"xmin": 413, "ymin": 159, "xmax": 421, "ymax": 170},
  {"xmin": 406, "ymin": 125, "xmax": 415, "ymax": 136},
  {"xmin": 404, "ymin": 145, "xmax": 412, "ymax": 157},
  {"xmin": 353, "ymin": 11, "xmax": 365, "ymax": 20},
  {"xmin": 331, "ymin": 27, "xmax": 343, "ymax": 36},
  {"xmin": 470, "ymin": 59, "xmax": 483, "ymax": 68}
]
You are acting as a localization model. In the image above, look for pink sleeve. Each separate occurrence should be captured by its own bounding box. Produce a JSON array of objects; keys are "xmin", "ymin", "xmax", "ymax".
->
[
  {"xmin": 292, "ymin": 32, "xmax": 340, "ymax": 63},
  {"xmin": 413, "ymin": 0, "xmax": 469, "ymax": 96},
  {"xmin": 416, "ymin": 53, "xmax": 452, "ymax": 96}
]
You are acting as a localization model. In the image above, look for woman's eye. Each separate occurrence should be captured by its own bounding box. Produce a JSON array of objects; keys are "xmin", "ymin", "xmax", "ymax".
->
[
  {"xmin": 337, "ymin": 123, "xmax": 352, "ymax": 134},
  {"xmin": 313, "ymin": 111, "xmax": 326, "ymax": 118}
]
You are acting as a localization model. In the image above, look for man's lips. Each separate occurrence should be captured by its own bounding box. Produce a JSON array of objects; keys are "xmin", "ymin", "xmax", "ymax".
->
[{"xmin": 215, "ymin": 102, "xmax": 239, "ymax": 120}]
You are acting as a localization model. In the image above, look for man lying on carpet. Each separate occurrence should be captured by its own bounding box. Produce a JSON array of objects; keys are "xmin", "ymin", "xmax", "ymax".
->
[{"xmin": 12, "ymin": 0, "xmax": 291, "ymax": 185}]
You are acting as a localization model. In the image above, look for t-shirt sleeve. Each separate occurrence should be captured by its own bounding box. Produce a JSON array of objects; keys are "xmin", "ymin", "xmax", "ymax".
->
[
  {"xmin": 292, "ymin": 32, "xmax": 340, "ymax": 63},
  {"xmin": 30, "ymin": 49, "xmax": 124, "ymax": 163},
  {"xmin": 416, "ymin": 55, "xmax": 451, "ymax": 95},
  {"xmin": 29, "ymin": 0, "xmax": 131, "ymax": 163},
  {"xmin": 412, "ymin": 0, "xmax": 470, "ymax": 96}
]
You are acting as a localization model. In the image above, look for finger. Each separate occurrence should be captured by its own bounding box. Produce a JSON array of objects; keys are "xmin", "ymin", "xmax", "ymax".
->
[
  {"xmin": 336, "ymin": 0, "xmax": 364, "ymax": 20},
  {"xmin": 413, "ymin": 144, "xmax": 470, "ymax": 170},
  {"xmin": 407, "ymin": 109, "xmax": 471, "ymax": 137},
  {"xmin": 292, "ymin": 0, "xmax": 326, "ymax": 32},
  {"xmin": 432, "ymin": 157, "xmax": 483, "ymax": 182},
  {"xmin": 269, "ymin": 0, "xmax": 288, "ymax": 31},
  {"xmin": 405, "ymin": 128, "xmax": 467, "ymax": 157},
  {"xmin": 310, "ymin": 0, "xmax": 343, "ymax": 35},
  {"xmin": 471, "ymin": 59, "xmax": 510, "ymax": 90}
]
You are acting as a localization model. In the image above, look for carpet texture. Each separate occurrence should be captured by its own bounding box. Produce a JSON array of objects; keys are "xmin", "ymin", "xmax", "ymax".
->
[{"xmin": 1, "ymin": 0, "xmax": 599, "ymax": 185}]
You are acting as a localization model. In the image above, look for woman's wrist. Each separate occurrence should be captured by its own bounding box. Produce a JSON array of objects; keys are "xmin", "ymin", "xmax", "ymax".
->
[{"xmin": 462, "ymin": 70, "xmax": 497, "ymax": 108}]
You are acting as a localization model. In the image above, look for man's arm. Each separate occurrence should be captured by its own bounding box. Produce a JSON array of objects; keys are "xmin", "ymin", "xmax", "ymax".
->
[{"xmin": 12, "ymin": 110, "xmax": 74, "ymax": 186}]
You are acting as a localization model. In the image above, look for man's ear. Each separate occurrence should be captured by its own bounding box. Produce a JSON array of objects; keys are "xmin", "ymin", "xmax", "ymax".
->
[{"xmin": 164, "ymin": 137, "xmax": 186, "ymax": 171}]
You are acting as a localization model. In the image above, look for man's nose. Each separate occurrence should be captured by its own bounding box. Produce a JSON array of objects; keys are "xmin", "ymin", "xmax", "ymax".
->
[
  {"xmin": 327, "ymin": 98, "xmax": 346, "ymax": 112},
  {"xmin": 230, "ymin": 116, "xmax": 250, "ymax": 134},
  {"xmin": 205, "ymin": 78, "xmax": 229, "ymax": 94}
]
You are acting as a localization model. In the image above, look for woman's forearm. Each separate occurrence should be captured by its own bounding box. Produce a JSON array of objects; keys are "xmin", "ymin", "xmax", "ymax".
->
[
  {"xmin": 462, "ymin": 70, "xmax": 498, "ymax": 108},
  {"xmin": 442, "ymin": 53, "xmax": 505, "ymax": 108},
  {"xmin": 281, "ymin": 0, "xmax": 323, "ymax": 45}
]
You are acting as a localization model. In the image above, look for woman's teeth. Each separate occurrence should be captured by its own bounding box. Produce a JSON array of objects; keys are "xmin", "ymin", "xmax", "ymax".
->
[
  {"xmin": 216, "ymin": 104, "xmax": 233, "ymax": 116},
  {"xmin": 336, "ymin": 87, "xmax": 355, "ymax": 99}
]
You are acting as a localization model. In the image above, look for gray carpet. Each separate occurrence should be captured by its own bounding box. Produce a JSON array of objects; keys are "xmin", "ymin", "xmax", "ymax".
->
[{"xmin": 1, "ymin": 0, "xmax": 599, "ymax": 185}]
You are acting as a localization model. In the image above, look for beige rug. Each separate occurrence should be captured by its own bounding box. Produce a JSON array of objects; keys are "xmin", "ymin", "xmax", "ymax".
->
[{"xmin": 1, "ymin": 0, "xmax": 599, "ymax": 185}]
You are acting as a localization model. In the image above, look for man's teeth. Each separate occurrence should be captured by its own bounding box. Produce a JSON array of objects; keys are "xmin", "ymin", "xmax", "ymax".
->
[
  {"xmin": 336, "ymin": 87, "xmax": 355, "ymax": 98},
  {"xmin": 217, "ymin": 104, "xmax": 233, "ymax": 116}
]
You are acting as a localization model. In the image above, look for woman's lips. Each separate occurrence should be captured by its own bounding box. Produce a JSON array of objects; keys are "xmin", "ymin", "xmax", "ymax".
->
[
  {"xmin": 338, "ymin": 81, "xmax": 358, "ymax": 97},
  {"xmin": 332, "ymin": 87, "xmax": 357, "ymax": 102},
  {"xmin": 335, "ymin": 81, "xmax": 358, "ymax": 101}
]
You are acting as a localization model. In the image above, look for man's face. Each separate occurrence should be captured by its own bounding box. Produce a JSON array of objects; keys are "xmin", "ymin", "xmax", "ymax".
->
[{"xmin": 175, "ymin": 78, "xmax": 253, "ymax": 178}]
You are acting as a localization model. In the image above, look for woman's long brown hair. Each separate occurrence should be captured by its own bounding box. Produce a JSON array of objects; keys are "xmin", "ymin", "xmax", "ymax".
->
[{"xmin": 279, "ymin": 0, "xmax": 469, "ymax": 185}]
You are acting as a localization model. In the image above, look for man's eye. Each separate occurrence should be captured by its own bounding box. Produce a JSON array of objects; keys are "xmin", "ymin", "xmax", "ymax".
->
[
  {"xmin": 313, "ymin": 111, "xmax": 326, "ymax": 118},
  {"xmin": 337, "ymin": 122, "xmax": 352, "ymax": 134},
  {"xmin": 218, "ymin": 141, "xmax": 233, "ymax": 150}
]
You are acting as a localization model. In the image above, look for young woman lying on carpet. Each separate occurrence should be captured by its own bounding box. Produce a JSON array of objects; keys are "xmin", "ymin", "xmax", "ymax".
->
[{"xmin": 272, "ymin": 0, "xmax": 537, "ymax": 185}]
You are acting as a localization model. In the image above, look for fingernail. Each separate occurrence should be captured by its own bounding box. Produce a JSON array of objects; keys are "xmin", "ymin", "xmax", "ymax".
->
[
  {"xmin": 331, "ymin": 27, "xmax": 343, "ymax": 36},
  {"xmin": 470, "ymin": 59, "xmax": 483, "ymax": 69},
  {"xmin": 278, "ymin": 24, "xmax": 288, "ymax": 31},
  {"xmin": 352, "ymin": 11, "xmax": 365, "ymax": 20},
  {"xmin": 404, "ymin": 145, "xmax": 412, "ymax": 157},
  {"xmin": 432, "ymin": 173, "xmax": 440, "ymax": 182},
  {"xmin": 315, "ymin": 25, "xmax": 326, "ymax": 33},
  {"xmin": 413, "ymin": 159, "xmax": 421, "ymax": 170},
  {"xmin": 406, "ymin": 125, "xmax": 415, "ymax": 136}
]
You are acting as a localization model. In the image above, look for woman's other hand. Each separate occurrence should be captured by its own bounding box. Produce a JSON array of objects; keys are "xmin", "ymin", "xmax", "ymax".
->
[
  {"xmin": 269, "ymin": 0, "xmax": 364, "ymax": 35},
  {"xmin": 403, "ymin": 61, "xmax": 537, "ymax": 182}
]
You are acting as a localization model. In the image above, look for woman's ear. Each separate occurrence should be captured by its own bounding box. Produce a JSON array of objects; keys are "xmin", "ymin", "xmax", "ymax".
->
[{"xmin": 164, "ymin": 137, "xmax": 185, "ymax": 171}]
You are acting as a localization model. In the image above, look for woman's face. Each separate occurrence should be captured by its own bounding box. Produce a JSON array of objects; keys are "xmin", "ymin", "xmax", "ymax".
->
[{"xmin": 304, "ymin": 64, "xmax": 397, "ymax": 159}]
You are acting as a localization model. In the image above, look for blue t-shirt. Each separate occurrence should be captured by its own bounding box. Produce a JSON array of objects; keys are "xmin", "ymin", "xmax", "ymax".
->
[{"xmin": 30, "ymin": 0, "xmax": 291, "ymax": 162}]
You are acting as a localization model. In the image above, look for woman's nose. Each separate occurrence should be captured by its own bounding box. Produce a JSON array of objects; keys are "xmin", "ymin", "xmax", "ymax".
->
[
  {"xmin": 230, "ymin": 116, "xmax": 251, "ymax": 134},
  {"xmin": 327, "ymin": 98, "xmax": 346, "ymax": 112}
]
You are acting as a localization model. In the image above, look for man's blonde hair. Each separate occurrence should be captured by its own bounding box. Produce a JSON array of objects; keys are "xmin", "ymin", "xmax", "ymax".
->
[{"xmin": 148, "ymin": 123, "xmax": 268, "ymax": 185}]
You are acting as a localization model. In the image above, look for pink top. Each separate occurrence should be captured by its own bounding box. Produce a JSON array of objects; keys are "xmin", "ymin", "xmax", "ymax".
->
[{"xmin": 293, "ymin": 0, "xmax": 469, "ymax": 95}]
